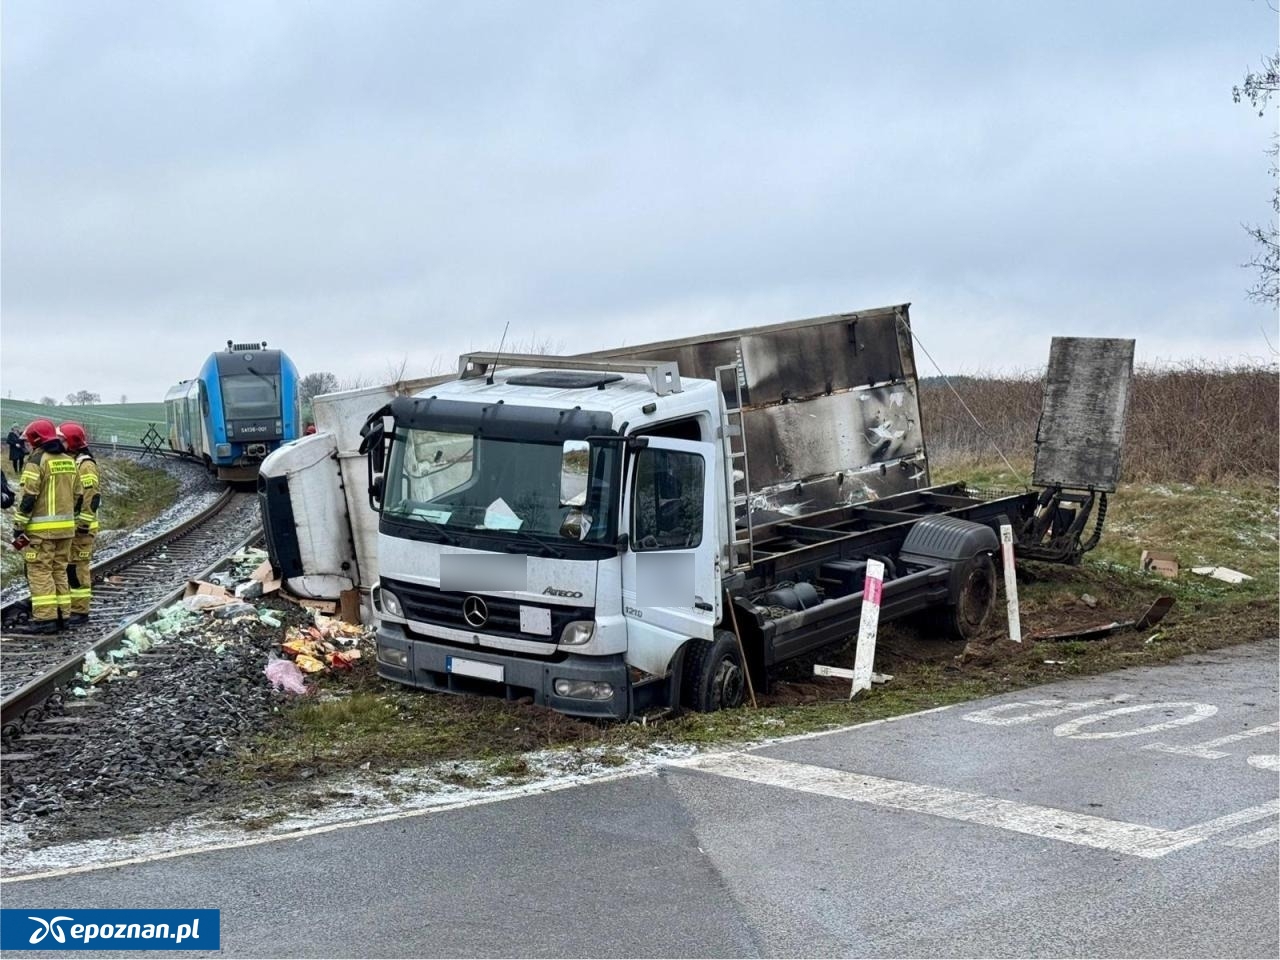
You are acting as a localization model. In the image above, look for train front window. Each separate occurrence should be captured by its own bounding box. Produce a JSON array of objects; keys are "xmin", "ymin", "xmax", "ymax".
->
[{"xmin": 221, "ymin": 373, "xmax": 279, "ymax": 420}]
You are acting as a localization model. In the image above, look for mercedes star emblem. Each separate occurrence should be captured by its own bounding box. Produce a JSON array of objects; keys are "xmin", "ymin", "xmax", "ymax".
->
[{"xmin": 462, "ymin": 595, "xmax": 489, "ymax": 628}]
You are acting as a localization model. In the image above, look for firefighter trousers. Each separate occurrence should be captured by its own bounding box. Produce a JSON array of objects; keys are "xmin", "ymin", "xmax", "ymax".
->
[
  {"xmin": 23, "ymin": 534, "xmax": 73, "ymax": 622},
  {"xmin": 68, "ymin": 532, "xmax": 95, "ymax": 614}
]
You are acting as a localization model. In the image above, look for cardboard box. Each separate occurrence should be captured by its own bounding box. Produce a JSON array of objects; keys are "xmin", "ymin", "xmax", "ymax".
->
[
  {"xmin": 183, "ymin": 579, "xmax": 235, "ymax": 611},
  {"xmin": 184, "ymin": 580, "xmax": 232, "ymax": 601},
  {"xmin": 250, "ymin": 561, "xmax": 282, "ymax": 596},
  {"xmin": 1139, "ymin": 549, "xmax": 1179, "ymax": 579}
]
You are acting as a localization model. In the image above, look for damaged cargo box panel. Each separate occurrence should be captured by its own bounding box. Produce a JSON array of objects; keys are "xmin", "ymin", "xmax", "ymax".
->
[
  {"xmin": 1033, "ymin": 337, "xmax": 1135, "ymax": 493},
  {"xmin": 595, "ymin": 304, "xmax": 929, "ymax": 515}
]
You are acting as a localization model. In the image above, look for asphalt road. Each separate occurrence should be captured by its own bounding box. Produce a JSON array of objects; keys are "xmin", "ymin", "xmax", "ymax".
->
[{"xmin": 4, "ymin": 641, "xmax": 1277, "ymax": 958}]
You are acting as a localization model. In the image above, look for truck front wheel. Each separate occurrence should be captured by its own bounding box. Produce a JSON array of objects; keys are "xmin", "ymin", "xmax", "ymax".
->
[{"xmin": 681, "ymin": 631, "xmax": 746, "ymax": 712}]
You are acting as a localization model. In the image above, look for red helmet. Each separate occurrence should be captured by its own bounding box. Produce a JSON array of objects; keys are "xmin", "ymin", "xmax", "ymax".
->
[
  {"xmin": 24, "ymin": 419, "xmax": 58, "ymax": 447},
  {"xmin": 59, "ymin": 422, "xmax": 89, "ymax": 451}
]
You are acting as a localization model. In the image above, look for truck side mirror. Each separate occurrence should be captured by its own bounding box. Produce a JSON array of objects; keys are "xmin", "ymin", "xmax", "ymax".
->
[
  {"xmin": 559, "ymin": 440, "xmax": 590, "ymax": 506},
  {"xmin": 360, "ymin": 413, "xmax": 391, "ymax": 511}
]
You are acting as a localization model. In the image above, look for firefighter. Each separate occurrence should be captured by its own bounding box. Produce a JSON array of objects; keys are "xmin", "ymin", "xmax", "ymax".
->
[
  {"xmin": 12, "ymin": 419, "xmax": 81, "ymax": 634},
  {"xmin": 58, "ymin": 422, "xmax": 101, "ymax": 625}
]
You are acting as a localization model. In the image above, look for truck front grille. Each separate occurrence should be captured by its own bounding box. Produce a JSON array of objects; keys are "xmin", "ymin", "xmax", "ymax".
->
[{"xmin": 381, "ymin": 577, "xmax": 591, "ymax": 644}]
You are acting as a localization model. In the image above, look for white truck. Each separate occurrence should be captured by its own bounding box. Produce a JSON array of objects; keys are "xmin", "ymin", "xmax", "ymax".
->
[{"xmin": 259, "ymin": 305, "xmax": 1133, "ymax": 718}]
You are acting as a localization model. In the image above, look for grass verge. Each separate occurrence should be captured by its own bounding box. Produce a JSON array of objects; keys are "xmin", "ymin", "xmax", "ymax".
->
[{"xmin": 233, "ymin": 472, "xmax": 1277, "ymax": 788}]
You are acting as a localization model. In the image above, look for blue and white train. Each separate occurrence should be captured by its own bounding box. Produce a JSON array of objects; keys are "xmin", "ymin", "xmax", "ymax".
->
[{"xmin": 164, "ymin": 340, "xmax": 301, "ymax": 482}]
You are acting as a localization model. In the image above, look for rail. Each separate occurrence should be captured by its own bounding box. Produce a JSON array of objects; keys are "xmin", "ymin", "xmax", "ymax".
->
[{"xmin": 1, "ymin": 489, "xmax": 261, "ymax": 733}]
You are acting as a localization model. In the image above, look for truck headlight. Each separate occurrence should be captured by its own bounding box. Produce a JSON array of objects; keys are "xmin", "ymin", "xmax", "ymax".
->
[
  {"xmin": 215, "ymin": 443, "xmax": 232, "ymax": 458},
  {"xmin": 375, "ymin": 586, "xmax": 405, "ymax": 619},
  {"xmin": 553, "ymin": 679, "xmax": 614, "ymax": 700},
  {"xmin": 559, "ymin": 620, "xmax": 595, "ymax": 646}
]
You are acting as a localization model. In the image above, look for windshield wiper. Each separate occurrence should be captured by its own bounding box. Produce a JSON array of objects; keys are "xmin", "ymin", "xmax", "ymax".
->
[
  {"xmin": 419, "ymin": 518, "xmax": 459, "ymax": 545},
  {"xmin": 245, "ymin": 366, "xmax": 279, "ymax": 397},
  {"xmin": 387, "ymin": 510, "xmax": 458, "ymax": 545},
  {"xmin": 497, "ymin": 529, "xmax": 565, "ymax": 559}
]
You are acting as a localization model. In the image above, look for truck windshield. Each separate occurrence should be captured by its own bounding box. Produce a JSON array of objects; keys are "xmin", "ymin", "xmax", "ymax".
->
[
  {"xmin": 221, "ymin": 373, "xmax": 280, "ymax": 420},
  {"xmin": 382, "ymin": 428, "xmax": 621, "ymax": 550}
]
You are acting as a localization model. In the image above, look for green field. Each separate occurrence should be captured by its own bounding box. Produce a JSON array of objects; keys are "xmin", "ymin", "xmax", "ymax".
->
[{"xmin": 0, "ymin": 399, "xmax": 168, "ymax": 448}]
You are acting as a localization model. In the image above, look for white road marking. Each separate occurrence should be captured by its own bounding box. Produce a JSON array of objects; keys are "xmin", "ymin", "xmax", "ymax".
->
[
  {"xmin": 683, "ymin": 753, "xmax": 1221, "ymax": 859},
  {"xmin": 1144, "ymin": 723, "xmax": 1280, "ymax": 760},
  {"xmin": 962, "ymin": 698, "xmax": 1121, "ymax": 726},
  {"xmin": 1052, "ymin": 701, "xmax": 1217, "ymax": 740},
  {"xmin": 1166, "ymin": 800, "xmax": 1280, "ymax": 842},
  {"xmin": 1, "ymin": 702, "xmax": 959, "ymax": 884},
  {"xmin": 1221, "ymin": 824, "xmax": 1280, "ymax": 850},
  {"xmin": 1248, "ymin": 754, "xmax": 1280, "ymax": 772}
]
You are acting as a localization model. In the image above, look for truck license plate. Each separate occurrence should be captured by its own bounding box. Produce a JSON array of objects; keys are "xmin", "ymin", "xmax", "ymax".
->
[{"xmin": 446, "ymin": 656, "xmax": 504, "ymax": 683}]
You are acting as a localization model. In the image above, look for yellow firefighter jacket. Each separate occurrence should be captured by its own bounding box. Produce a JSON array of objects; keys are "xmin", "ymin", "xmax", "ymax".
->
[
  {"xmin": 74, "ymin": 452, "xmax": 102, "ymax": 533},
  {"xmin": 15, "ymin": 445, "xmax": 82, "ymax": 538}
]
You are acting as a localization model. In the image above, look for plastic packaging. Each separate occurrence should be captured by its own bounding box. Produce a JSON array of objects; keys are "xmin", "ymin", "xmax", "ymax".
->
[
  {"xmin": 212, "ymin": 602, "xmax": 256, "ymax": 619},
  {"xmin": 183, "ymin": 594, "xmax": 231, "ymax": 612},
  {"xmin": 264, "ymin": 655, "xmax": 309, "ymax": 695}
]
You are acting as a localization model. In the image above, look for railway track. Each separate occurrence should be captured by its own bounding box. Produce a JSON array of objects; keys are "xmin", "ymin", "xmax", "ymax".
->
[{"xmin": 0, "ymin": 488, "xmax": 264, "ymax": 735}]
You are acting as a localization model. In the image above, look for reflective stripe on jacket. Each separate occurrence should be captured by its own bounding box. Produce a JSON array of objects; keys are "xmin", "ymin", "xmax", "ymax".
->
[
  {"xmin": 14, "ymin": 448, "xmax": 81, "ymax": 537},
  {"xmin": 75, "ymin": 453, "xmax": 102, "ymax": 532}
]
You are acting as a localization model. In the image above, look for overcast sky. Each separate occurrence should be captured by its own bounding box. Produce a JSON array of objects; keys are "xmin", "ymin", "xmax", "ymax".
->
[{"xmin": 2, "ymin": 0, "xmax": 1276, "ymax": 404}]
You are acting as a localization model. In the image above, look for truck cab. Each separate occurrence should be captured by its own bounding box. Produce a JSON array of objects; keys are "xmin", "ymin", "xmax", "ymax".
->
[{"xmin": 370, "ymin": 358, "xmax": 730, "ymax": 718}]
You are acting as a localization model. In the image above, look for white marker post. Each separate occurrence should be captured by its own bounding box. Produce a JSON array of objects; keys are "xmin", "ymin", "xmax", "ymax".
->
[
  {"xmin": 850, "ymin": 558, "xmax": 886, "ymax": 698},
  {"xmin": 1000, "ymin": 523, "xmax": 1022, "ymax": 643}
]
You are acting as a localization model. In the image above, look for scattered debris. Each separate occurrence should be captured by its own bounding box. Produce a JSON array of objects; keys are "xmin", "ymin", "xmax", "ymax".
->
[
  {"xmin": 211, "ymin": 602, "xmax": 257, "ymax": 619},
  {"xmin": 1190, "ymin": 566, "xmax": 1253, "ymax": 584},
  {"xmin": 264, "ymin": 655, "xmax": 309, "ymax": 695},
  {"xmin": 235, "ymin": 580, "xmax": 264, "ymax": 601},
  {"xmin": 1032, "ymin": 596, "xmax": 1175, "ymax": 642},
  {"xmin": 182, "ymin": 580, "xmax": 234, "ymax": 611},
  {"xmin": 1080, "ymin": 593, "xmax": 1098, "ymax": 608},
  {"xmin": 811, "ymin": 664, "xmax": 893, "ymax": 686},
  {"xmin": 274, "ymin": 611, "xmax": 371, "ymax": 677},
  {"xmin": 80, "ymin": 651, "xmax": 113, "ymax": 685},
  {"xmin": 1139, "ymin": 549, "xmax": 1179, "ymax": 579}
]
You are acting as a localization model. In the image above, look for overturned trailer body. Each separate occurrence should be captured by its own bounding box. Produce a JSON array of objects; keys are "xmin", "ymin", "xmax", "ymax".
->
[{"xmin": 259, "ymin": 305, "xmax": 1134, "ymax": 717}]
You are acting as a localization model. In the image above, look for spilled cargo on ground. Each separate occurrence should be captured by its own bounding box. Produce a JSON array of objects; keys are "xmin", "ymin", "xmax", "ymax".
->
[{"xmin": 258, "ymin": 305, "xmax": 1134, "ymax": 719}]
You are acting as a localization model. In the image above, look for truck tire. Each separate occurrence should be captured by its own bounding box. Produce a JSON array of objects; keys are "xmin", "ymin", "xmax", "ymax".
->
[
  {"xmin": 942, "ymin": 552, "xmax": 997, "ymax": 641},
  {"xmin": 681, "ymin": 631, "xmax": 746, "ymax": 712}
]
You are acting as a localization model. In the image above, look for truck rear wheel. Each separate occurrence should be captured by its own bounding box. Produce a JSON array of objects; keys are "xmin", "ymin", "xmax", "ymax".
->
[
  {"xmin": 681, "ymin": 631, "xmax": 746, "ymax": 712},
  {"xmin": 942, "ymin": 552, "xmax": 997, "ymax": 641}
]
